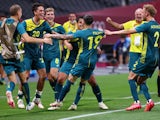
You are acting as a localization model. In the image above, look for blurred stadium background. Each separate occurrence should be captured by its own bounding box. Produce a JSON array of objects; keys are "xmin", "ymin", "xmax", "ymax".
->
[{"xmin": 0, "ymin": 0, "xmax": 159, "ymax": 66}]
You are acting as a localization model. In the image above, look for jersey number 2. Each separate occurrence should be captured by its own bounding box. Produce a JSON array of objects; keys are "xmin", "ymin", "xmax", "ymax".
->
[{"xmin": 154, "ymin": 31, "xmax": 159, "ymax": 47}]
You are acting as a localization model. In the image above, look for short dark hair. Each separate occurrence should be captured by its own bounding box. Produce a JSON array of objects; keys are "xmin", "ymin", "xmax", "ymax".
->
[
  {"xmin": 10, "ymin": 4, "xmax": 21, "ymax": 16},
  {"xmin": 83, "ymin": 15, "xmax": 93, "ymax": 25},
  {"xmin": 76, "ymin": 16, "xmax": 83, "ymax": 22},
  {"xmin": 32, "ymin": 2, "xmax": 44, "ymax": 13}
]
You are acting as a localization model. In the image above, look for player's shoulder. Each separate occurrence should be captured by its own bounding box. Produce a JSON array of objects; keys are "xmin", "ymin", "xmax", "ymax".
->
[
  {"xmin": 24, "ymin": 18, "xmax": 32, "ymax": 23},
  {"xmin": 54, "ymin": 23, "xmax": 63, "ymax": 28},
  {"xmin": 24, "ymin": 18, "xmax": 45, "ymax": 25},
  {"xmin": 124, "ymin": 20, "xmax": 136, "ymax": 25},
  {"xmin": 63, "ymin": 21, "xmax": 70, "ymax": 26},
  {"xmin": 4, "ymin": 18, "xmax": 16, "ymax": 25},
  {"xmin": 40, "ymin": 19, "xmax": 46, "ymax": 24}
]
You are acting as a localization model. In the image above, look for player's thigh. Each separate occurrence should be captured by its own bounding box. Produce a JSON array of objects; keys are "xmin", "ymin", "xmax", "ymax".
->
[
  {"xmin": 44, "ymin": 59, "xmax": 51, "ymax": 73},
  {"xmin": 59, "ymin": 61, "xmax": 73, "ymax": 75},
  {"xmin": 23, "ymin": 57, "xmax": 32, "ymax": 71},
  {"xmin": 81, "ymin": 67, "xmax": 94, "ymax": 81},
  {"xmin": 33, "ymin": 58, "xmax": 46, "ymax": 70},
  {"xmin": 70, "ymin": 64, "xmax": 86, "ymax": 78},
  {"xmin": 50, "ymin": 68, "xmax": 59, "ymax": 79},
  {"xmin": 8, "ymin": 71, "xmax": 17, "ymax": 84},
  {"xmin": 50, "ymin": 58, "xmax": 60, "ymax": 77},
  {"xmin": 2, "ymin": 60, "xmax": 22, "ymax": 76},
  {"xmin": 88, "ymin": 74, "xmax": 97, "ymax": 86},
  {"xmin": 132, "ymin": 58, "xmax": 157, "ymax": 77},
  {"xmin": 129, "ymin": 52, "xmax": 141, "ymax": 70},
  {"xmin": 57, "ymin": 72, "xmax": 68, "ymax": 84}
]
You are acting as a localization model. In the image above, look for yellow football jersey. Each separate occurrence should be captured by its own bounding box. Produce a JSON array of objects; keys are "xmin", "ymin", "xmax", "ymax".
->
[
  {"xmin": 123, "ymin": 20, "xmax": 145, "ymax": 53},
  {"xmin": 63, "ymin": 21, "xmax": 77, "ymax": 33}
]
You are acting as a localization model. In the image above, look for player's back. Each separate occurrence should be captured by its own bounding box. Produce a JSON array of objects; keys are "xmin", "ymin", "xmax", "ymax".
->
[
  {"xmin": 143, "ymin": 21, "xmax": 159, "ymax": 56},
  {"xmin": 136, "ymin": 21, "xmax": 160, "ymax": 62},
  {"xmin": 74, "ymin": 28, "xmax": 104, "ymax": 66}
]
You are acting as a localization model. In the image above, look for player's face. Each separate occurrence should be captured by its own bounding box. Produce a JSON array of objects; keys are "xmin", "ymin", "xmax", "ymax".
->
[
  {"xmin": 142, "ymin": 8, "xmax": 148, "ymax": 20},
  {"xmin": 135, "ymin": 9, "xmax": 143, "ymax": 22},
  {"xmin": 77, "ymin": 18, "xmax": 84, "ymax": 30},
  {"xmin": 34, "ymin": 6, "xmax": 45, "ymax": 20},
  {"xmin": 45, "ymin": 11, "xmax": 55, "ymax": 23},
  {"xmin": 69, "ymin": 14, "xmax": 76, "ymax": 24},
  {"xmin": 17, "ymin": 8, "xmax": 22, "ymax": 20}
]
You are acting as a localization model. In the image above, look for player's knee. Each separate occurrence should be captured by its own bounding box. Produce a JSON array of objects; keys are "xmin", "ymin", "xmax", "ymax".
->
[
  {"xmin": 57, "ymin": 76, "xmax": 66, "ymax": 84},
  {"xmin": 88, "ymin": 78, "xmax": 97, "ymax": 86},
  {"xmin": 88, "ymin": 80, "xmax": 97, "ymax": 86},
  {"xmin": 39, "ymin": 74, "xmax": 47, "ymax": 81}
]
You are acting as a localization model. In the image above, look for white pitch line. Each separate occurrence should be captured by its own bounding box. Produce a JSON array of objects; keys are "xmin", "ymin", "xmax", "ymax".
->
[{"xmin": 59, "ymin": 102, "xmax": 160, "ymax": 120}]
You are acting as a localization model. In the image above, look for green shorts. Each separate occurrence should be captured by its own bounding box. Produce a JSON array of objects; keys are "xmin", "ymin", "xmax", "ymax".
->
[
  {"xmin": 129, "ymin": 52, "xmax": 141, "ymax": 71},
  {"xmin": 70, "ymin": 63, "xmax": 94, "ymax": 80},
  {"xmin": 59, "ymin": 61, "xmax": 74, "ymax": 75},
  {"xmin": 132, "ymin": 56, "xmax": 158, "ymax": 78},
  {"xmin": 3, "ymin": 58, "xmax": 25, "ymax": 75},
  {"xmin": 23, "ymin": 57, "xmax": 45, "ymax": 71},
  {"xmin": 44, "ymin": 57, "xmax": 61, "ymax": 73}
]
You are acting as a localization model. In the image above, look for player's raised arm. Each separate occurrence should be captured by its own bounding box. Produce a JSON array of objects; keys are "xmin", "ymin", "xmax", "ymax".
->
[
  {"xmin": 104, "ymin": 28, "xmax": 137, "ymax": 36},
  {"xmin": 106, "ymin": 17, "xmax": 124, "ymax": 29}
]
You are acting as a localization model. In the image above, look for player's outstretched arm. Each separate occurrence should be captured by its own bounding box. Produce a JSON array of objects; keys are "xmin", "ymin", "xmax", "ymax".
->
[
  {"xmin": 21, "ymin": 33, "xmax": 52, "ymax": 45},
  {"xmin": 44, "ymin": 33, "xmax": 73, "ymax": 40},
  {"xmin": 104, "ymin": 28, "xmax": 136, "ymax": 36}
]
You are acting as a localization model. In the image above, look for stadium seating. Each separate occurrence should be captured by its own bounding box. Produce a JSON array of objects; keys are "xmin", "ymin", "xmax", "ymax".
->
[{"xmin": 0, "ymin": 0, "xmax": 151, "ymax": 19}]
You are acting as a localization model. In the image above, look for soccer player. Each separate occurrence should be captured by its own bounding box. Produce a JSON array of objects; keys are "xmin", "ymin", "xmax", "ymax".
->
[
  {"xmin": 63, "ymin": 13, "xmax": 77, "ymax": 33},
  {"xmin": 105, "ymin": 4, "xmax": 159, "ymax": 111},
  {"xmin": 44, "ymin": 7, "xmax": 65, "ymax": 99},
  {"xmin": 48, "ymin": 16, "xmax": 108, "ymax": 110},
  {"xmin": 17, "ymin": 3, "xmax": 54, "ymax": 109},
  {"xmin": 45, "ymin": 15, "xmax": 106, "ymax": 110},
  {"xmin": 0, "ymin": 16, "xmax": 6, "ymax": 85},
  {"xmin": 107, "ymin": 8, "xmax": 144, "ymax": 94},
  {"xmin": 0, "ymin": 4, "xmax": 52, "ymax": 110}
]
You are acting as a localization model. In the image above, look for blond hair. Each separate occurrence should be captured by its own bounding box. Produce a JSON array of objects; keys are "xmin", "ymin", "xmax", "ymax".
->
[
  {"xmin": 143, "ymin": 4, "xmax": 157, "ymax": 17},
  {"xmin": 45, "ymin": 7, "xmax": 54, "ymax": 13},
  {"xmin": 10, "ymin": 4, "xmax": 21, "ymax": 16}
]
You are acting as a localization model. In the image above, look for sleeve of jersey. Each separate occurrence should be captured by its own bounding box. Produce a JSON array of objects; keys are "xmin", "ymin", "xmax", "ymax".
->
[
  {"xmin": 17, "ymin": 23, "xmax": 27, "ymax": 35},
  {"xmin": 135, "ymin": 22, "xmax": 149, "ymax": 33},
  {"xmin": 72, "ymin": 30, "xmax": 81, "ymax": 39},
  {"xmin": 59, "ymin": 26, "xmax": 66, "ymax": 34}
]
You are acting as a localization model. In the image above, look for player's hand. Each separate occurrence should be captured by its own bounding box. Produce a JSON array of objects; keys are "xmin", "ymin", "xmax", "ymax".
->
[
  {"xmin": 43, "ymin": 37, "xmax": 53, "ymax": 45},
  {"xmin": 20, "ymin": 38, "xmax": 25, "ymax": 42},
  {"xmin": 44, "ymin": 33, "xmax": 52, "ymax": 38},
  {"xmin": 106, "ymin": 17, "xmax": 112, "ymax": 23},
  {"xmin": 97, "ymin": 47, "xmax": 102, "ymax": 54},
  {"xmin": 104, "ymin": 30, "xmax": 112, "ymax": 36},
  {"xmin": 65, "ymin": 42, "xmax": 73, "ymax": 50}
]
